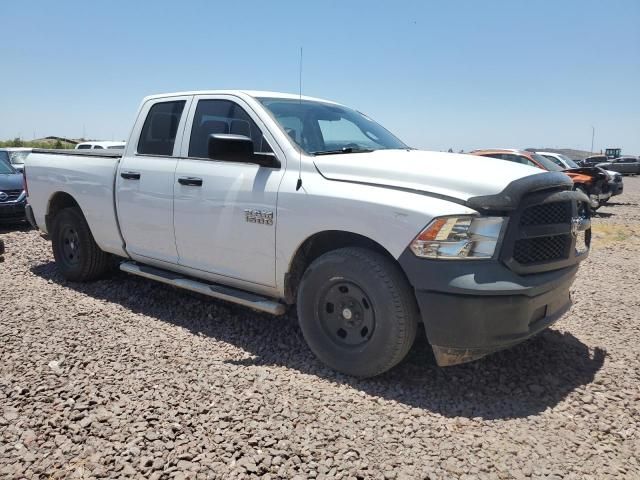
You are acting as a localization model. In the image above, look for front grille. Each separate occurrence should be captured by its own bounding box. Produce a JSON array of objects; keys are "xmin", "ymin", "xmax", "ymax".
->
[
  {"xmin": 0, "ymin": 189, "xmax": 22, "ymax": 203},
  {"xmin": 520, "ymin": 201, "xmax": 571, "ymax": 226},
  {"xmin": 513, "ymin": 234, "xmax": 571, "ymax": 265},
  {"xmin": 502, "ymin": 192, "xmax": 591, "ymax": 273}
]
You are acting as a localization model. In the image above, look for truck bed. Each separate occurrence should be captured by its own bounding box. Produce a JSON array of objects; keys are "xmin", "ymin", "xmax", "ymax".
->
[{"xmin": 26, "ymin": 148, "xmax": 126, "ymax": 257}]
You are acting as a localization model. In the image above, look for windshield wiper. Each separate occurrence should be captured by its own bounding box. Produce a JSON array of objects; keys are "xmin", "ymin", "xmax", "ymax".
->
[{"xmin": 312, "ymin": 147, "xmax": 375, "ymax": 156}]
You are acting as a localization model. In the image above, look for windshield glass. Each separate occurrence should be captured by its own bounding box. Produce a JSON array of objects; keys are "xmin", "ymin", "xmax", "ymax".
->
[
  {"xmin": 258, "ymin": 98, "xmax": 408, "ymax": 154},
  {"xmin": 8, "ymin": 151, "xmax": 29, "ymax": 164},
  {"xmin": 531, "ymin": 153, "xmax": 564, "ymax": 171},
  {"xmin": 557, "ymin": 154, "xmax": 579, "ymax": 168},
  {"xmin": 0, "ymin": 155, "xmax": 16, "ymax": 174}
]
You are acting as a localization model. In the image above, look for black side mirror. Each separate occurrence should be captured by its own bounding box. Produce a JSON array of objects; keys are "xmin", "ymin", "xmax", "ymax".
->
[{"xmin": 207, "ymin": 134, "xmax": 280, "ymax": 168}]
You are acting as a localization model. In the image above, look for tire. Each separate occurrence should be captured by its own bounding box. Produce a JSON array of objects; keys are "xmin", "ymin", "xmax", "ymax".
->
[
  {"xmin": 296, "ymin": 247, "xmax": 419, "ymax": 378},
  {"xmin": 51, "ymin": 207, "xmax": 112, "ymax": 282}
]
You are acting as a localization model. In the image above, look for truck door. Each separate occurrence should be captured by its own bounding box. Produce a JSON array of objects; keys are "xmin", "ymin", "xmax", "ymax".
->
[
  {"xmin": 116, "ymin": 96, "xmax": 192, "ymax": 264},
  {"xmin": 173, "ymin": 95, "xmax": 284, "ymax": 286}
]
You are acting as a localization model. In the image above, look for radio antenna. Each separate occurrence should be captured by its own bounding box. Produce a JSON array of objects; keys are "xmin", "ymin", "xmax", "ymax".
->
[{"xmin": 296, "ymin": 47, "xmax": 303, "ymax": 191}]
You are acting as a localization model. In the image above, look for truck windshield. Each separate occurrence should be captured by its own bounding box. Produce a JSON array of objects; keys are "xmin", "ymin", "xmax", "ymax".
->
[
  {"xmin": 0, "ymin": 155, "xmax": 16, "ymax": 174},
  {"xmin": 557, "ymin": 154, "xmax": 579, "ymax": 168},
  {"xmin": 531, "ymin": 153, "xmax": 564, "ymax": 172},
  {"xmin": 8, "ymin": 151, "xmax": 29, "ymax": 165},
  {"xmin": 258, "ymin": 98, "xmax": 408, "ymax": 155}
]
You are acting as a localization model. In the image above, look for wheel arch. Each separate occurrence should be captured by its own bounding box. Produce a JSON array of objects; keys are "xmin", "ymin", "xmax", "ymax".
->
[
  {"xmin": 45, "ymin": 191, "xmax": 82, "ymax": 232},
  {"xmin": 283, "ymin": 229, "xmax": 401, "ymax": 305}
]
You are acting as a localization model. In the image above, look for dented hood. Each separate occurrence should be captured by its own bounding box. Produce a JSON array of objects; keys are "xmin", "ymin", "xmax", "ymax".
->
[{"xmin": 313, "ymin": 149, "xmax": 551, "ymax": 203}]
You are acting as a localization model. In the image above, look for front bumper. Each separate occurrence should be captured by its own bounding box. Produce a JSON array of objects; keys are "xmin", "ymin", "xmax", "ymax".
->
[
  {"xmin": 0, "ymin": 201, "xmax": 26, "ymax": 222},
  {"xmin": 609, "ymin": 181, "xmax": 623, "ymax": 196},
  {"xmin": 398, "ymin": 252, "xmax": 579, "ymax": 366}
]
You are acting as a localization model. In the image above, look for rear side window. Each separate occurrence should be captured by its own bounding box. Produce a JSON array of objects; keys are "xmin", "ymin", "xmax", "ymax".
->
[
  {"xmin": 77, "ymin": 144, "xmax": 92, "ymax": 149},
  {"xmin": 138, "ymin": 100, "xmax": 186, "ymax": 156},
  {"xmin": 188, "ymin": 100, "xmax": 271, "ymax": 158},
  {"xmin": 93, "ymin": 145, "xmax": 104, "ymax": 149}
]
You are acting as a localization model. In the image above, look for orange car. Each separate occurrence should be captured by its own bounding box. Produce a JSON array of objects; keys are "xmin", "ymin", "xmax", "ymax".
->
[{"xmin": 471, "ymin": 149, "xmax": 610, "ymax": 210}]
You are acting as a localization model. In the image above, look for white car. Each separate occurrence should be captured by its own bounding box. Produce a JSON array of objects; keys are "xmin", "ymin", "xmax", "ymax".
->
[
  {"xmin": 0, "ymin": 147, "xmax": 31, "ymax": 172},
  {"xmin": 75, "ymin": 141, "xmax": 125, "ymax": 150},
  {"xmin": 24, "ymin": 91, "xmax": 591, "ymax": 377},
  {"xmin": 537, "ymin": 151, "xmax": 623, "ymax": 197}
]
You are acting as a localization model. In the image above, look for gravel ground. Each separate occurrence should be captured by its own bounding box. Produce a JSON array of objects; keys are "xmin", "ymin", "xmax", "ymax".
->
[{"xmin": 1, "ymin": 179, "xmax": 639, "ymax": 480}]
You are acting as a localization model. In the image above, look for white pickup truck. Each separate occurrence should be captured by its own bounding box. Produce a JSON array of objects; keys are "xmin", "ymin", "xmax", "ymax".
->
[{"xmin": 25, "ymin": 90, "xmax": 591, "ymax": 377}]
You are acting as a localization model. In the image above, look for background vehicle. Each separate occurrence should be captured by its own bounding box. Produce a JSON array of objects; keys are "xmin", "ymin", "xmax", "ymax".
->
[
  {"xmin": 538, "ymin": 151, "xmax": 623, "ymax": 198},
  {"xmin": 0, "ymin": 147, "xmax": 31, "ymax": 172},
  {"xmin": 25, "ymin": 90, "xmax": 591, "ymax": 377},
  {"xmin": 582, "ymin": 155, "xmax": 608, "ymax": 167},
  {"xmin": 471, "ymin": 149, "xmax": 610, "ymax": 210},
  {"xmin": 75, "ymin": 141, "xmax": 125, "ymax": 150},
  {"xmin": 605, "ymin": 148, "xmax": 621, "ymax": 159},
  {"xmin": 593, "ymin": 156, "xmax": 640, "ymax": 176},
  {"xmin": 0, "ymin": 157, "xmax": 26, "ymax": 223}
]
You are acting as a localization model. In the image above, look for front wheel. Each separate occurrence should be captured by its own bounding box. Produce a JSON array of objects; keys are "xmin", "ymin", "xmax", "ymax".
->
[
  {"xmin": 51, "ymin": 207, "xmax": 113, "ymax": 282},
  {"xmin": 297, "ymin": 247, "xmax": 419, "ymax": 378}
]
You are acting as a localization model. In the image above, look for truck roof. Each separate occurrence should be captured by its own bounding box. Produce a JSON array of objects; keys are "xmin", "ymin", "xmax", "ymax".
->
[{"xmin": 142, "ymin": 90, "xmax": 342, "ymax": 105}]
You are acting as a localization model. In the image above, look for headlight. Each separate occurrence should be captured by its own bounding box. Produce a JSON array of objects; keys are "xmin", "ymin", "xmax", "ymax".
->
[{"xmin": 410, "ymin": 216, "xmax": 505, "ymax": 260}]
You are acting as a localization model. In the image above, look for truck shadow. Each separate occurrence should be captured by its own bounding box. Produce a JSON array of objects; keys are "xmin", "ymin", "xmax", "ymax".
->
[
  {"xmin": 31, "ymin": 261, "xmax": 606, "ymax": 421},
  {"xmin": 0, "ymin": 221, "xmax": 32, "ymax": 234}
]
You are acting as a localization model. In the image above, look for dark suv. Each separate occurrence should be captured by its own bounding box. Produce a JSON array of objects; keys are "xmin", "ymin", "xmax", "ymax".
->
[{"xmin": 0, "ymin": 154, "xmax": 26, "ymax": 223}]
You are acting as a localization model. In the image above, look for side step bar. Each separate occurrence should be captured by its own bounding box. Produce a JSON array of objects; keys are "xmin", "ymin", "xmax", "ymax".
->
[{"xmin": 120, "ymin": 262, "xmax": 286, "ymax": 315}]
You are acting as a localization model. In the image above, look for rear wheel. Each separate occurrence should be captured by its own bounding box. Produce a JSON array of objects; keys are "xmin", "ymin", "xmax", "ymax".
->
[
  {"xmin": 51, "ymin": 207, "xmax": 113, "ymax": 281},
  {"xmin": 297, "ymin": 247, "xmax": 419, "ymax": 378}
]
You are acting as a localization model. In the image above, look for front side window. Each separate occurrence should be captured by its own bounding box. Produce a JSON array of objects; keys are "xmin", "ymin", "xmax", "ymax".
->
[
  {"xmin": 258, "ymin": 98, "xmax": 407, "ymax": 155},
  {"xmin": 93, "ymin": 145, "xmax": 104, "ymax": 149},
  {"xmin": 77, "ymin": 144, "xmax": 92, "ymax": 149},
  {"xmin": 188, "ymin": 100, "xmax": 271, "ymax": 158},
  {"xmin": 138, "ymin": 100, "xmax": 186, "ymax": 156}
]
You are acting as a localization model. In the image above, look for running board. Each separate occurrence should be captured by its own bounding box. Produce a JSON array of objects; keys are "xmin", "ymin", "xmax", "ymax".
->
[{"xmin": 119, "ymin": 262, "xmax": 286, "ymax": 315}]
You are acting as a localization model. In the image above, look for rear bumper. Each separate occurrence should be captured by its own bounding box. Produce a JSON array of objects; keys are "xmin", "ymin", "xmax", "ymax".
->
[
  {"xmin": 398, "ymin": 252, "xmax": 579, "ymax": 366},
  {"xmin": 0, "ymin": 201, "xmax": 26, "ymax": 222}
]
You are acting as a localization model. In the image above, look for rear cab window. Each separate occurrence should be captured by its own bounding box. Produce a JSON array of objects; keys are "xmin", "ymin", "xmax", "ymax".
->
[{"xmin": 137, "ymin": 100, "xmax": 186, "ymax": 156}]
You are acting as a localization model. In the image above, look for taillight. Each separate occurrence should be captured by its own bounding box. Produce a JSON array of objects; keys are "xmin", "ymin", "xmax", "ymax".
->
[{"xmin": 23, "ymin": 166, "xmax": 28, "ymax": 197}]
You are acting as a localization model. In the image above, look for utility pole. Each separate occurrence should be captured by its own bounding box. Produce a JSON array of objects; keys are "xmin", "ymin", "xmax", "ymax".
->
[{"xmin": 591, "ymin": 126, "xmax": 595, "ymax": 153}]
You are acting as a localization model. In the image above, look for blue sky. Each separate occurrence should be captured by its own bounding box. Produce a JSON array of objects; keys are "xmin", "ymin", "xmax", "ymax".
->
[{"xmin": 2, "ymin": 0, "xmax": 639, "ymax": 153}]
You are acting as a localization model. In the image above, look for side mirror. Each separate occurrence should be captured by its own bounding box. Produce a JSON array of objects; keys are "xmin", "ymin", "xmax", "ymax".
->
[{"xmin": 207, "ymin": 134, "xmax": 280, "ymax": 168}]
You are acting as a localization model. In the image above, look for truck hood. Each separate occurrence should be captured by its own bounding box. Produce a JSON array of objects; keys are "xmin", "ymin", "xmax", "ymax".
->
[{"xmin": 313, "ymin": 149, "xmax": 547, "ymax": 203}]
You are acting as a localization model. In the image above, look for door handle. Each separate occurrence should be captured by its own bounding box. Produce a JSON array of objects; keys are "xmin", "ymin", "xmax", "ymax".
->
[
  {"xmin": 178, "ymin": 177, "xmax": 203, "ymax": 186},
  {"xmin": 120, "ymin": 171, "xmax": 141, "ymax": 180}
]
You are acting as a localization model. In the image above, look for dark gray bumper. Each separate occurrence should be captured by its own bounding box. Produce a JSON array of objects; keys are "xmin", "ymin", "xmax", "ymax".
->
[
  {"xmin": 398, "ymin": 252, "xmax": 578, "ymax": 366},
  {"xmin": 0, "ymin": 201, "xmax": 26, "ymax": 222}
]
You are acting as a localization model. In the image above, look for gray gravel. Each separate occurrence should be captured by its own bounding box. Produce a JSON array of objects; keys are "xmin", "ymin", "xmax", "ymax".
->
[{"xmin": 2, "ymin": 179, "xmax": 640, "ymax": 479}]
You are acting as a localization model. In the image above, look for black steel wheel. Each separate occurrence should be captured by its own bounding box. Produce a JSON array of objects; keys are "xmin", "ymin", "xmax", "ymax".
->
[
  {"xmin": 297, "ymin": 247, "xmax": 419, "ymax": 378},
  {"xmin": 59, "ymin": 224, "xmax": 81, "ymax": 268}
]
